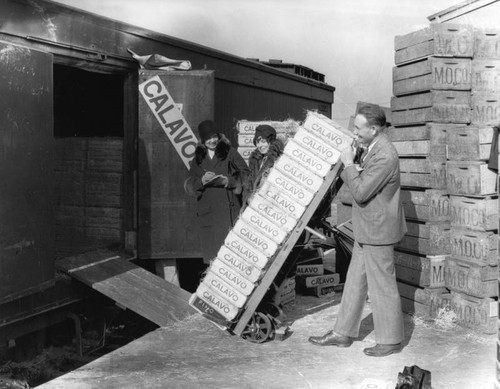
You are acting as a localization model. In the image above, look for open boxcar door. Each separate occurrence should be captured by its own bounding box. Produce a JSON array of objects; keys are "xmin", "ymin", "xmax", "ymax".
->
[
  {"xmin": 137, "ymin": 70, "xmax": 214, "ymax": 260},
  {"xmin": 0, "ymin": 41, "xmax": 54, "ymax": 303}
]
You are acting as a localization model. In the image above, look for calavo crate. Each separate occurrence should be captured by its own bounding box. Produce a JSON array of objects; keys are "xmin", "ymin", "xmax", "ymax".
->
[
  {"xmin": 450, "ymin": 227, "xmax": 497, "ymax": 266},
  {"xmin": 394, "ymin": 23, "xmax": 474, "ymax": 65},
  {"xmin": 446, "ymin": 126, "xmax": 494, "ymax": 161},
  {"xmin": 474, "ymin": 28, "xmax": 500, "ymax": 59},
  {"xmin": 472, "ymin": 93, "xmax": 500, "ymax": 125},
  {"xmin": 301, "ymin": 110, "xmax": 354, "ymax": 153},
  {"xmin": 236, "ymin": 119, "xmax": 300, "ymax": 135},
  {"xmin": 446, "ymin": 161, "xmax": 497, "ymax": 196},
  {"xmin": 217, "ymin": 245, "xmax": 264, "ymax": 283},
  {"xmin": 396, "ymin": 221, "xmax": 450, "ymax": 255},
  {"xmin": 395, "ymin": 250, "xmax": 446, "ymax": 288},
  {"xmin": 391, "ymin": 90, "xmax": 471, "ymax": 125},
  {"xmin": 399, "ymin": 158, "xmax": 446, "ymax": 189},
  {"xmin": 274, "ymin": 154, "xmax": 324, "ymax": 193},
  {"xmin": 283, "ymin": 139, "xmax": 332, "ymax": 178},
  {"xmin": 237, "ymin": 146, "xmax": 253, "ymax": 160},
  {"xmin": 450, "ymin": 195, "xmax": 498, "ymax": 231},
  {"xmin": 224, "ymin": 231, "xmax": 269, "ymax": 270},
  {"xmin": 392, "ymin": 57, "xmax": 471, "ymax": 96},
  {"xmin": 429, "ymin": 291, "xmax": 497, "ymax": 334},
  {"xmin": 193, "ymin": 281, "xmax": 240, "ymax": 321},
  {"xmin": 257, "ymin": 181, "xmax": 307, "ymax": 221},
  {"xmin": 240, "ymin": 206, "xmax": 288, "ymax": 244},
  {"xmin": 444, "ymin": 257, "xmax": 497, "ymax": 299},
  {"xmin": 232, "ymin": 219, "xmax": 278, "ymax": 258},
  {"xmin": 292, "ymin": 127, "xmax": 341, "ymax": 165},
  {"xmin": 472, "ymin": 60, "xmax": 500, "ymax": 94},
  {"xmin": 389, "ymin": 123, "xmax": 462, "ymax": 160},
  {"xmin": 401, "ymin": 189, "xmax": 449, "ymax": 222}
]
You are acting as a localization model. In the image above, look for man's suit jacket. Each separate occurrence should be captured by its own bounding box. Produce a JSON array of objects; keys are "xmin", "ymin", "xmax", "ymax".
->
[{"xmin": 341, "ymin": 132, "xmax": 407, "ymax": 245}]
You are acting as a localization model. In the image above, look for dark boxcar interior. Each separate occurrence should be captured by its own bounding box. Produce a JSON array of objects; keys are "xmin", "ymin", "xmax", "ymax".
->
[{"xmin": 53, "ymin": 64, "xmax": 126, "ymax": 259}]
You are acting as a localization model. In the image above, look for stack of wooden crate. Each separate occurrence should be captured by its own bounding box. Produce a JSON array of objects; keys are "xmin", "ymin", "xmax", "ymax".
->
[
  {"xmin": 391, "ymin": 23, "xmax": 499, "ymax": 333},
  {"xmin": 434, "ymin": 27, "xmax": 499, "ymax": 334},
  {"xmin": 54, "ymin": 138, "xmax": 123, "ymax": 259},
  {"xmin": 390, "ymin": 23, "xmax": 476, "ymax": 321},
  {"xmin": 236, "ymin": 119, "xmax": 300, "ymax": 163}
]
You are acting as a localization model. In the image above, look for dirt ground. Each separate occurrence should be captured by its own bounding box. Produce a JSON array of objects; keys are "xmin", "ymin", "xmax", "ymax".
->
[{"xmin": 34, "ymin": 291, "xmax": 496, "ymax": 389}]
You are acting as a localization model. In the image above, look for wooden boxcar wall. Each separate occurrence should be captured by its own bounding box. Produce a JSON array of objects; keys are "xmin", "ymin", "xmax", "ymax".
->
[{"xmin": 0, "ymin": 0, "xmax": 335, "ymax": 299}]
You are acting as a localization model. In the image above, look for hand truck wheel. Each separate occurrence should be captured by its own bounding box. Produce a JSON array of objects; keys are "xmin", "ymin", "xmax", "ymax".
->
[{"xmin": 241, "ymin": 312, "xmax": 274, "ymax": 343}]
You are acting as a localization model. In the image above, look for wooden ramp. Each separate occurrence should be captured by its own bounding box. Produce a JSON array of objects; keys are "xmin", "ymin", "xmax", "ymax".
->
[{"xmin": 56, "ymin": 249, "xmax": 196, "ymax": 326}]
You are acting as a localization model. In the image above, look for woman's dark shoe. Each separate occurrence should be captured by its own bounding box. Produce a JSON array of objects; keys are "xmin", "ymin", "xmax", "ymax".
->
[
  {"xmin": 363, "ymin": 343, "xmax": 403, "ymax": 357},
  {"xmin": 308, "ymin": 330, "xmax": 353, "ymax": 347}
]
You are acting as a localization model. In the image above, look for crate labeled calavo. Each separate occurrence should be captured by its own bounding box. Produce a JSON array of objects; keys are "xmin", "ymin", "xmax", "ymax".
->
[{"xmin": 189, "ymin": 111, "xmax": 352, "ymax": 326}]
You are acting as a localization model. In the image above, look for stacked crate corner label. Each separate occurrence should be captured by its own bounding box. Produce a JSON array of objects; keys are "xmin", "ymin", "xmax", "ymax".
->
[
  {"xmin": 189, "ymin": 111, "xmax": 353, "ymax": 326},
  {"xmin": 449, "ymin": 195, "xmax": 499, "ymax": 231}
]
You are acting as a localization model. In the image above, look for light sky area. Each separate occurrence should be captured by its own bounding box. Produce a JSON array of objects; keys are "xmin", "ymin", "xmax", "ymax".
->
[{"xmin": 55, "ymin": 0, "xmax": 463, "ymax": 127}]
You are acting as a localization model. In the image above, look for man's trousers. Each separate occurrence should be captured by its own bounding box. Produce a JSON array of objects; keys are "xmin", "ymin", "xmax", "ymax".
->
[{"xmin": 334, "ymin": 241, "xmax": 404, "ymax": 344}]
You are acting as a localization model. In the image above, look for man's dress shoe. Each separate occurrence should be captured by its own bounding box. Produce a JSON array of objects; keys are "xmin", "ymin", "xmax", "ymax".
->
[
  {"xmin": 363, "ymin": 343, "xmax": 403, "ymax": 357},
  {"xmin": 308, "ymin": 330, "xmax": 353, "ymax": 347}
]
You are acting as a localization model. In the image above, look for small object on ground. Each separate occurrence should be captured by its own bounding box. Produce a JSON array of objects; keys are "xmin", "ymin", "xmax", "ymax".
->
[{"xmin": 395, "ymin": 365, "xmax": 432, "ymax": 389}]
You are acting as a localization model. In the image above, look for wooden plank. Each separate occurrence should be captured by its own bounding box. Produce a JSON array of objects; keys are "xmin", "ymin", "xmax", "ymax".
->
[
  {"xmin": 57, "ymin": 252, "xmax": 195, "ymax": 326},
  {"xmin": 391, "ymin": 90, "xmax": 471, "ymax": 111},
  {"xmin": 393, "ymin": 140, "xmax": 430, "ymax": 156},
  {"xmin": 400, "ymin": 160, "xmax": 446, "ymax": 189},
  {"xmin": 449, "ymin": 195, "xmax": 498, "ymax": 231},
  {"xmin": 391, "ymin": 101, "xmax": 471, "ymax": 126},
  {"xmin": 56, "ymin": 249, "xmax": 132, "ymax": 273},
  {"xmin": 387, "ymin": 125, "xmax": 429, "ymax": 142},
  {"xmin": 447, "ymin": 126, "xmax": 494, "ymax": 161}
]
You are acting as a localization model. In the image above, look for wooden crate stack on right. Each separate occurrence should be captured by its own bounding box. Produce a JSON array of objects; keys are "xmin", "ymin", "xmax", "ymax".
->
[
  {"xmin": 435, "ymin": 27, "xmax": 500, "ymax": 334},
  {"xmin": 391, "ymin": 23, "xmax": 477, "ymax": 319}
]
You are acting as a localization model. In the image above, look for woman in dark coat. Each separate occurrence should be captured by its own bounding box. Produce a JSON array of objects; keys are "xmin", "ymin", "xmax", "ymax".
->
[
  {"xmin": 184, "ymin": 120, "xmax": 249, "ymax": 264},
  {"xmin": 242, "ymin": 124, "xmax": 284, "ymax": 209}
]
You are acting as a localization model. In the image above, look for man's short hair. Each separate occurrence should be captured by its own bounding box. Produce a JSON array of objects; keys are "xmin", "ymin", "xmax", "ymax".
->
[{"xmin": 357, "ymin": 104, "xmax": 386, "ymax": 129}]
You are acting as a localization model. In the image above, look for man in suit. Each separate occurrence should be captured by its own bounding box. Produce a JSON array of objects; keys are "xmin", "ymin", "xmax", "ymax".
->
[{"xmin": 308, "ymin": 104, "xmax": 407, "ymax": 357}]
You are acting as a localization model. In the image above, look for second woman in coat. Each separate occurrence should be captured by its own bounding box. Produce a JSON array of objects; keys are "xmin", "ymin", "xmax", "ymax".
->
[{"xmin": 242, "ymin": 124, "xmax": 284, "ymax": 210}]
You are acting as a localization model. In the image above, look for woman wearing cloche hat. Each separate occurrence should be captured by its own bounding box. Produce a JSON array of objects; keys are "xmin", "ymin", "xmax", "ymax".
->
[
  {"xmin": 184, "ymin": 120, "xmax": 249, "ymax": 264},
  {"xmin": 241, "ymin": 124, "xmax": 284, "ymax": 210}
]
